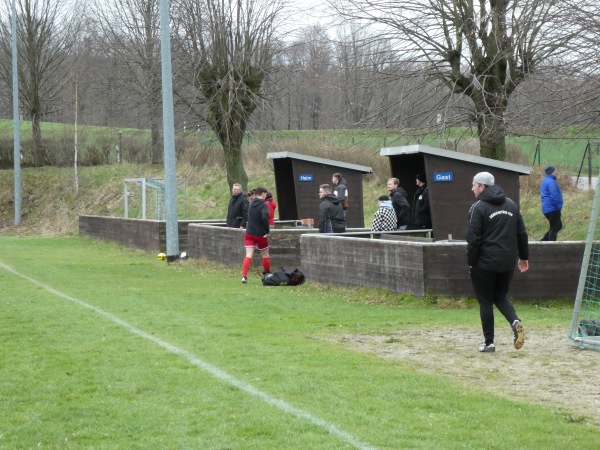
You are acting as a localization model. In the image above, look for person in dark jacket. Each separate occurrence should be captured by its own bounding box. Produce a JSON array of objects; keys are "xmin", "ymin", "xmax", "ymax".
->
[
  {"xmin": 318, "ymin": 184, "xmax": 346, "ymax": 233},
  {"xmin": 332, "ymin": 173, "xmax": 349, "ymax": 218},
  {"xmin": 226, "ymin": 183, "xmax": 248, "ymax": 228},
  {"xmin": 409, "ymin": 172, "xmax": 432, "ymax": 230},
  {"xmin": 467, "ymin": 171, "xmax": 528, "ymax": 353},
  {"xmin": 241, "ymin": 186, "xmax": 271, "ymax": 283},
  {"xmin": 540, "ymin": 165, "xmax": 563, "ymax": 241},
  {"xmin": 387, "ymin": 177, "xmax": 410, "ymax": 230}
]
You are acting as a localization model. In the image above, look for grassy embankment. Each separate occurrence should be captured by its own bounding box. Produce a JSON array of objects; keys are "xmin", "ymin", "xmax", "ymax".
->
[{"xmin": 0, "ymin": 124, "xmax": 598, "ymax": 239}]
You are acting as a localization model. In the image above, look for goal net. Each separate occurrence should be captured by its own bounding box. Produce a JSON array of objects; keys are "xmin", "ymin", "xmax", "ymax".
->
[{"xmin": 569, "ymin": 174, "xmax": 600, "ymax": 350}]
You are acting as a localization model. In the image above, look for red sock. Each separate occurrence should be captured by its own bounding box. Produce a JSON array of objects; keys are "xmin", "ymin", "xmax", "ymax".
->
[
  {"xmin": 242, "ymin": 257, "xmax": 252, "ymax": 277},
  {"xmin": 262, "ymin": 257, "xmax": 271, "ymax": 273}
]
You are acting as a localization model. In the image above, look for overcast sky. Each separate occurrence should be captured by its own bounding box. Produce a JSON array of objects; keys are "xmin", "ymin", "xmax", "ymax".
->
[{"xmin": 284, "ymin": 0, "xmax": 334, "ymax": 30}]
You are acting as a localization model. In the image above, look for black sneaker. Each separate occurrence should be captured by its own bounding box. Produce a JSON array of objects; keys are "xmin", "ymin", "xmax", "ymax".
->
[
  {"xmin": 479, "ymin": 343, "xmax": 495, "ymax": 353},
  {"xmin": 241, "ymin": 276, "xmax": 248, "ymax": 284},
  {"xmin": 262, "ymin": 270, "xmax": 271, "ymax": 276},
  {"xmin": 512, "ymin": 320, "xmax": 524, "ymax": 349}
]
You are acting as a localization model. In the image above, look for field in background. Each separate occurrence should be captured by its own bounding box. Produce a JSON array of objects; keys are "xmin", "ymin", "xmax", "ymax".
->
[
  {"xmin": 1, "ymin": 236, "xmax": 599, "ymax": 449},
  {"xmin": 0, "ymin": 121, "xmax": 598, "ymax": 239},
  {"xmin": 2, "ymin": 119, "xmax": 600, "ymax": 173}
]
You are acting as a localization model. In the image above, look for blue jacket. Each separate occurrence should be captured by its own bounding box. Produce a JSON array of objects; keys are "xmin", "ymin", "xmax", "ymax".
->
[{"xmin": 540, "ymin": 174, "xmax": 563, "ymax": 214}]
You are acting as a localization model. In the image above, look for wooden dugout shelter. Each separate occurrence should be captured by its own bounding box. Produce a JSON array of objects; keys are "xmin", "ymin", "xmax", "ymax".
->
[
  {"xmin": 380, "ymin": 145, "xmax": 531, "ymax": 240},
  {"xmin": 266, "ymin": 152, "xmax": 373, "ymax": 228}
]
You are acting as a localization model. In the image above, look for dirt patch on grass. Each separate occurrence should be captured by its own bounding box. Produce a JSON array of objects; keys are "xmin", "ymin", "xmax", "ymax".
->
[{"xmin": 330, "ymin": 325, "xmax": 600, "ymax": 426}]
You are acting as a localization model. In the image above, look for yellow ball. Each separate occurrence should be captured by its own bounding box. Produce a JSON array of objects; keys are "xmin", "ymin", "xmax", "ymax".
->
[{"xmin": 157, "ymin": 252, "xmax": 166, "ymax": 261}]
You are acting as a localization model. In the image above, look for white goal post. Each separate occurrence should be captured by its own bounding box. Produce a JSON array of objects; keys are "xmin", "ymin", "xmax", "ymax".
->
[{"xmin": 568, "ymin": 172, "xmax": 600, "ymax": 350}]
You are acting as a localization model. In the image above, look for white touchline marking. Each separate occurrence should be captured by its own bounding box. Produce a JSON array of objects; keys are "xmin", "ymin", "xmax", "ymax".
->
[{"xmin": 1, "ymin": 262, "xmax": 377, "ymax": 450}]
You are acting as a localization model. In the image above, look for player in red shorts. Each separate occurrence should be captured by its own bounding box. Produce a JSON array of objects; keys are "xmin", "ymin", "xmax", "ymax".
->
[{"xmin": 241, "ymin": 186, "xmax": 271, "ymax": 283}]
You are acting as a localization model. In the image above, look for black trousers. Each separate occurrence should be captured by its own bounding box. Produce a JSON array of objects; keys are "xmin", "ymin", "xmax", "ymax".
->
[
  {"xmin": 470, "ymin": 266, "xmax": 519, "ymax": 345},
  {"xmin": 541, "ymin": 209, "xmax": 562, "ymax": 241}
]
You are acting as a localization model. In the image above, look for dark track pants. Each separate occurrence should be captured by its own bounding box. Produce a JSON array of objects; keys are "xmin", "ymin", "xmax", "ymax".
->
[
  {"xmin": 541, "ymin": 209, "xmax": 562, "ymax": 241},
  {"xmin": 470, "ymin": 266, "xmax": 520, "ymax": 345}
]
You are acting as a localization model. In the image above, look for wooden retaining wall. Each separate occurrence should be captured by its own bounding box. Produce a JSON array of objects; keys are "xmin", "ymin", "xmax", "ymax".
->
[
  {"xmin": 187, "ymin": 223, "xmax": 318, "ymax": 270},
  {"xmin": 300, "ymin": 234, "xmax": 584, "ymax": 300},
  {"xmin": 79, "ymin": 215, "xmax": 585, "ymax": 300},
  {"xmin": 79, "ymin": 215, "xmax": 206, "ymax": 252}
]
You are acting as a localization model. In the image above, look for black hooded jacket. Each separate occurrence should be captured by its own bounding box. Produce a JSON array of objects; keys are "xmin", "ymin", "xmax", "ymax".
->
[
  {"xmin": 390, "ymin": 187, "xmax": 410, "ymax": 228},
  {"xmin": 246, "ymin": 198, "xmax": 270, "ymax": 237},
  {"xmin": 410, "ymin": 185, "xmax": 431, "ymax": 228},
  {"xmin": 467, "ymin": 184, "xmax": 529, "ymax": 272},
  {"xmin": 318, "ymin": 194, "xmax": 346, "ymax": 233},
  {"xmin": 226, "ymin": 193, "xmax": 248, "ymax": 228},
  {"xmin": 333, "ymin": 177, "xmax": 349, "ymax": 210}
]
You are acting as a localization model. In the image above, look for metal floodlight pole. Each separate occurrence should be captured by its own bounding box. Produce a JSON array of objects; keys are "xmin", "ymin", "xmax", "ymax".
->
[
  {"xmin": 142, "ymin": 178, "xmax": 147, "ymax": 220},
  {"xmin": 159, "ymin": 0, "xmax": 179, "ymax": 261},
  {"xmin": 12, "ymin": 0, "xmax": 22, "ymax": 225}
]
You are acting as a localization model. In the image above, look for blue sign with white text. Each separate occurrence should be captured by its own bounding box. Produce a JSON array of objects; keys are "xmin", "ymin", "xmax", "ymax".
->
[
  {"xmin": 298, "ymin": 174, "xmax": 314, "ymax": 182},
  {"xmin": 433, "ymin": 172, "xmax": 454, "ymax": 182}
]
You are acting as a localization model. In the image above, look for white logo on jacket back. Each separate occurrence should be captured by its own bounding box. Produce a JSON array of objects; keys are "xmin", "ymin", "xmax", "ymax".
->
[{"xmin": 489, "ymin": 210, "xmax": 513, "ymax": 219}]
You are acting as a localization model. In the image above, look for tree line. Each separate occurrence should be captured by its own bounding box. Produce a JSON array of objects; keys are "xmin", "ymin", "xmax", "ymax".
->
[{"xmin": 0, "ymin": 0, "xmax": 599, "ymax": 186}]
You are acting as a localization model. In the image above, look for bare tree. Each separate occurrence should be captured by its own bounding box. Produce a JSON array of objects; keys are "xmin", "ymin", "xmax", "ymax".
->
[
  {"xmin": 173, "ymin": 0, "xmax": 286, "ymax": 188},
  {"xmin": 91, "ymin": 0, "xmax": 163, "ymax": 164},
  {"xmin": 0, "ymin": 0, "xmax": 81, "ymax": 166},
  {"xmin": 329, "ymin": 0, "xmax": 580, "ymax": 160},
  {"xmin": 526, "ymin": 1, "xmax": 600, "ymax": 131},
  {"xmin": 335, "ymin": 25, "xmax": 384, "ymax": 126}
]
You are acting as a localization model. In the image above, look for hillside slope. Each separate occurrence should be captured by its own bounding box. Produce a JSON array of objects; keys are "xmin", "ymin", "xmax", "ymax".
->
[{"xmin": 0, "ymin": 162, "xmax": 594, "ymax": 240}]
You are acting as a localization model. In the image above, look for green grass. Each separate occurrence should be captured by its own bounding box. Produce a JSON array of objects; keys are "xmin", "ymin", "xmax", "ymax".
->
[
  {"xmin": 1, "ymin": 236, "xmax": 598, "ymax": 449},
  {"xmin": 3, "ymin": 117, "xmax": 600, "ymax": 171}
]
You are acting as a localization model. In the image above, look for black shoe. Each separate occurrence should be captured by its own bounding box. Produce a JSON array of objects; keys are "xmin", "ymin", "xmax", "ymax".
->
[{"xmin": 241, "ymin": 276, "xmax": 248, "ymax": 284}]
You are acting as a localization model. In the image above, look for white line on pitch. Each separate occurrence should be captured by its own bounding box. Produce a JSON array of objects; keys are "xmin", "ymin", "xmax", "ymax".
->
[{"xmin": 0, "ymin": 262, "xmax": 377, "ymax": 450}]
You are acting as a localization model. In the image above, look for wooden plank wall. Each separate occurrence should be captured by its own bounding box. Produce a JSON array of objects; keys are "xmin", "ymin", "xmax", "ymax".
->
[
  {"xmin": 187, "ymin": 223, "xmax": 317, "ymax": 270},
  {"xmin": 421, "ymin": 242, "xmax": 584, "ymax": 300},
  {"xmin": 302, "ymin": 235, "xmax": 584, "ymax": 300},
  {"xmin": 79, "ymin": 215, "xmax": 162, "ymax": 251},
  {"xmin": 79, "ymin": 216, "xmax": 202, "ymax": 252},
  {"xmin": 80, "ymin": 215, "xmax": 585, "ymax": 300},
  {"xmin": 301, "ymin": 235, "xmax": 426, "ymax": 296}
]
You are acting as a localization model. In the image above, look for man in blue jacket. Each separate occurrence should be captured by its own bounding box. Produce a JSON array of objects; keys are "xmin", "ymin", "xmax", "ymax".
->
[{"xmin": 540, "ymin": 165, "xmax": 563, "ymax": 241}]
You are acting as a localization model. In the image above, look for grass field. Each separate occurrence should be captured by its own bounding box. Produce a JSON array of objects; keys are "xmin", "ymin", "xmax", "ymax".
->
[
  {"xmin": 2, "ymin": 236, "xmax": 599, "ymax": 449},
  {"xmin": 3, "ymin": 118, "xmax": 600, "ymax": 173}
]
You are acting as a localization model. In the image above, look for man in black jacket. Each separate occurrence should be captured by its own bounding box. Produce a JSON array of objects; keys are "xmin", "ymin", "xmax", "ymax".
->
[
  {"xmin": 467, "ymin": 172, "xmax": 528, "ymax": 353},
  {"xmin": 241, "ymin": 186, "xmax": 271, "ymax": 283},
  {"xmin": 318, "ymin": 184, "xmax": 346, "ymax": 233},
  {"xmin": 226, "ymin": 183, "xmax": 248, "ymax": 228},
  {"xmin": 332, "ymin": 173, "xmax": 349, "ymax": 218},
  {"xmin": 409, "ymin": 172, "xmax": 431, "ymax": 230},
  {"xmin": 387, "ymin": 178, "xmax": 410, "ymax": 230}
]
